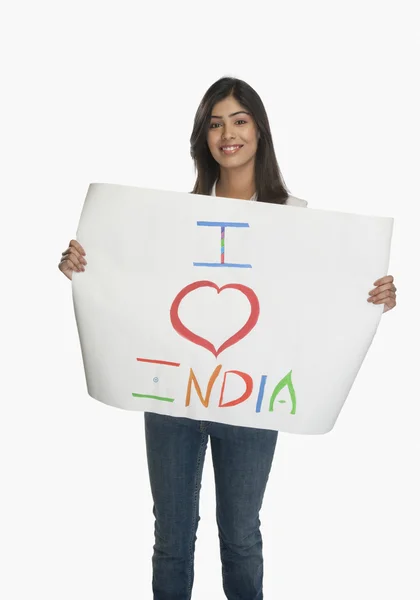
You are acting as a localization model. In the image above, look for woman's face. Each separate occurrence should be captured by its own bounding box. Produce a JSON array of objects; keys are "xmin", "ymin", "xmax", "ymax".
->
[{"xmin": 207, "ymin": 95, "xmax": 259, "ymax": 170}]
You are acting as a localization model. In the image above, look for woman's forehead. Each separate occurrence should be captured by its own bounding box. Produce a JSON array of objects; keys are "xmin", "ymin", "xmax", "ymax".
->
[{"xmin": 211, "ymin": 96, "xmax": 247, "ymax": 116}]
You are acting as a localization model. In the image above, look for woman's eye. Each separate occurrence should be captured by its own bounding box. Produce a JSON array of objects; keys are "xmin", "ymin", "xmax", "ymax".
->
[{"xmin": 209, "ymin": 120, "xmax": 247, "ymax": 129}]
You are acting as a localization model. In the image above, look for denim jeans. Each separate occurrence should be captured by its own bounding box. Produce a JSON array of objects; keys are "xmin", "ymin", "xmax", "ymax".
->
[{"xmin": 144, "ymin": 412, "xmax": 278, "ymax": 600}]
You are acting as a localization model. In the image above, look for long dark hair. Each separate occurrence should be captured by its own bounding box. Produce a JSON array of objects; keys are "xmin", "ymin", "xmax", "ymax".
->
[{"xmin": 190, "ymin": 77, "xmax": 290, "ymax": 204}]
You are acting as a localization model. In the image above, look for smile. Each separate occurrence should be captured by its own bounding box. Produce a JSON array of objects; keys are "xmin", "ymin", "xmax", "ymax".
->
[{"xmin": 220, "ymin": 145, "xmax": 243, "ymax": 155}]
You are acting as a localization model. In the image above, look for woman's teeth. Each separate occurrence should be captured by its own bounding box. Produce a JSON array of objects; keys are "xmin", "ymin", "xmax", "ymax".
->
[{"xmin": 221, "ymin": 145, "xmax": 243, "ymax": 154}]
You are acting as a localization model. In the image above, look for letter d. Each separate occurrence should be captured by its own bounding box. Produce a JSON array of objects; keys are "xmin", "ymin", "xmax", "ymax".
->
[{"xmin": 219, "ymin": 370, "xmax": 253, "ymax": 408}]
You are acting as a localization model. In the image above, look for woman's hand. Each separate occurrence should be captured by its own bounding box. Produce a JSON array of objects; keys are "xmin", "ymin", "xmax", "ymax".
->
[
  {"xmin": 367, "ymin": 275, "xmax": 397, "ymax": 313},
  {"xmin": 58, "ymin": 240, "xmax": 87, "ymax": 280}
]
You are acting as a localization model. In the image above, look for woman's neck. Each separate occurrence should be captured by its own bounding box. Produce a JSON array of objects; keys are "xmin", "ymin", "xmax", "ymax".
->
[{"xmin": 216, "ymin": 165, "xmax": 256, "ymax": 200}]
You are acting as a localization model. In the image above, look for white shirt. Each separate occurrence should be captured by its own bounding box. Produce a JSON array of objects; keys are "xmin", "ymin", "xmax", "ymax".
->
[{"xmin": 210, "ymin": 181, "xmax": 308, "ymax": 208}]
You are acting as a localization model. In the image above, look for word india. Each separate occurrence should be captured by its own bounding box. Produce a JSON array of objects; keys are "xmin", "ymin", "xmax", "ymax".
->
[{"xmin": 132, "ymin": 221, "xmax": 296, "ymax": 415}]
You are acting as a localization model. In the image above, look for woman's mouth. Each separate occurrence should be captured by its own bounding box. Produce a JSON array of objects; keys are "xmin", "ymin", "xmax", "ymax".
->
[{"xmin": 220, "ymin": 145, "xmax": 243, "ymax": 155}]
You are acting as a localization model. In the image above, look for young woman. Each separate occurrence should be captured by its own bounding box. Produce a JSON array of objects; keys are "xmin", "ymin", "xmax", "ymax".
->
[{"xmin": 59, "ymin": 77, "xmax": 397, "ymax": 600}]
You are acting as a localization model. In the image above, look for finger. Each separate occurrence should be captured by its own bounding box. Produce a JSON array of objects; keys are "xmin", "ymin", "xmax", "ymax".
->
[
  {"xmin": 69, "ymin": 239, "xmax": 85, "ymax": 255},
  {"xmin": 59, "ymin": 253, "xmax": 84, "ymax": 272},
  {"xmin": 58, "ymin": 257, "xmax": 80, "ymax": 273},
  {"xmin": 61, "ymin": 247, "xmax": 87, "ymax": 265},
  {"xmin": 69, "ymin": 239, "xmax": 86, "ymax": 255},
  {"xmin": 368, "ymin": 291, "xmax": 396, "ymax": 303},
  {"xmin": 60, "ymin": 251, "xmax": 86, "ymax": 268},
  {"xmin": 372, "ymin": 291, "xmax": 396, "ymax": 302},
  {"xmin": 373, "ymin": 275, "xmax": 393, "ymax": 286},
  {"xmin": 58, "ymin": 258, "xmax": 76, "ymax": 273},
  {"xmin": 368, "ymin": 283, "xmax": 395, "ymax": 296}
]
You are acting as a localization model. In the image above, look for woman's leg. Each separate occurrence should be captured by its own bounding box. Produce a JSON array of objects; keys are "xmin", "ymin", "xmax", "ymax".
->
[
  {"xmin": 144, "ymin": 412, "xmax": 209, "ymax": 600},
  {"xmin": 208, "ymin": 421, "xmax": 278, "ymax": 600}
]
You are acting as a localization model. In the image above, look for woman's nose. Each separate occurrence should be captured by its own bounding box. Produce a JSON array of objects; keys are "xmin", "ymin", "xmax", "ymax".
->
[{"xmin": 222, "ymin": 129, "xmax": 236, "ymax": 140}]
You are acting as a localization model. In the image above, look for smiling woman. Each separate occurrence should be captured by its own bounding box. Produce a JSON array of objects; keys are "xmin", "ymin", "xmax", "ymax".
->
[
  {"xmin": 190, "ymin": 76, "xmax": 294, "ymax": 204},
  {"xmin": 57, "ymin": 74, "xmax": 397, "ymax": 600},
  {"xmin": 207, "ymin": 99, "xmax": 260, "ymax": 200}
]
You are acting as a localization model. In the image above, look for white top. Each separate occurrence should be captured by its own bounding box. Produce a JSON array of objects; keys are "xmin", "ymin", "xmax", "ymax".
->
[{"xmin": 210, "ymin": 181, "xmax": 308, "ymax": 208}]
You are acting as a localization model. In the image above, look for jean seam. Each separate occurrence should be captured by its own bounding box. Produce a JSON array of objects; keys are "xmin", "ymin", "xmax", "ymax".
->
[{"xmin": 186, "ymin": 430, "xmax": 207, "ymax": 598}]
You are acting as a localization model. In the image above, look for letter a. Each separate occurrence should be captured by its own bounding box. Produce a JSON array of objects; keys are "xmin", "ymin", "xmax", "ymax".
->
[{"xmin": 268, "ymin": 370, "xmax": 296, "ymax": 414}]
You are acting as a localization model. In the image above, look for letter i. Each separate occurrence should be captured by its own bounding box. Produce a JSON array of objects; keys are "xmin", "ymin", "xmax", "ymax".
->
[{"xmin": 255, "ymin": 375, "xmax": 267, "ymax": 413}]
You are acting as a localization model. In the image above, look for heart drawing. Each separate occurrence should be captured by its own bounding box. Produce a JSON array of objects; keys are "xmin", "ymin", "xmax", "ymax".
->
[{"xmin": 169, "ymin": 280, "xmax": 260, "ymax": 358}]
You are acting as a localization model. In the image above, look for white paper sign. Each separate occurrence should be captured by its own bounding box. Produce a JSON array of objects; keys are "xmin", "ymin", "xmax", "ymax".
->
[{"xmin": 72, "ymin": 183, "xmax": 393, "ymax": 434}]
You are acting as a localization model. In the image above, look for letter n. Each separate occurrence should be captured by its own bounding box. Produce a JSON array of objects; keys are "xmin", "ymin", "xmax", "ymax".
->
[{"xmin": 185, "ymin": 365, "xmax": 222, "ymax": 407}]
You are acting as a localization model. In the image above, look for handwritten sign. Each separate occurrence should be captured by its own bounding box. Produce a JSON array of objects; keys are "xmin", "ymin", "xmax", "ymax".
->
[{"xmin": 72, "ymin": 183, "xmax": 393, "ymax": 434}]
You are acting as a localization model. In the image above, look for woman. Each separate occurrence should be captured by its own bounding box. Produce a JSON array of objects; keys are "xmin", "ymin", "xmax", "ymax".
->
[{"xmin": 58, "ymin": 77, "xmax": 397, "ymax": 600}]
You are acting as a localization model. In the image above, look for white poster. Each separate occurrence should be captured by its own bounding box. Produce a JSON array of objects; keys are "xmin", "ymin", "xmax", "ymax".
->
[{"xmin": 72, "ymin": 183, "xmax": 393, "ymax": 434}]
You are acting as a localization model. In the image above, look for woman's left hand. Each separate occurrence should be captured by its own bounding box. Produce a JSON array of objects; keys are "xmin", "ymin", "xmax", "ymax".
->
[{"xmin": 367, "ymin": 275, "xmax": 397, "ymax": 313}]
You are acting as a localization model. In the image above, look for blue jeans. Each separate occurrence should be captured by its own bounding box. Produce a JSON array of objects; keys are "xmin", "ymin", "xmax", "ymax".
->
[{"xmin": 144, "ymin": 412, "xmax": 278, "ymax": 600}]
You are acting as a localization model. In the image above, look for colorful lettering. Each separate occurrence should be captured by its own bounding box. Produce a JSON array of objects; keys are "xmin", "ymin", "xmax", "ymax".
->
[
  {"xmin": 185, "ymin": 364, "xmax": 222, "ymax": 407},
  {"xmin": 219, "ymin": 370, "xmax": 253, "ymax": 408},
  {"xmin": 268, "ymin": 370, "xmax": 296, "ymax": 414},
  {"xmin": 193, "ymin": 221, "xmax": 252, "ymax": 268},
  {"xmin": 131, "ymin": 214, "xmax": 298, "ymax": 420}
]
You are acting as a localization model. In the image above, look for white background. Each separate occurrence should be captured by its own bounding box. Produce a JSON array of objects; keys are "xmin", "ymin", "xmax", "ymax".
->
[{"xmin": 1, "ymin": 1, "xmax": 419, "ymax": 598}]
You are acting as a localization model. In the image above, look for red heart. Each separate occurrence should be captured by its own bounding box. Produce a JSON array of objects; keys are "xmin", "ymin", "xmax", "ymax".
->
[{"xmin": 170, "ymin": 280, "xmax": 260, "ymax": 358}]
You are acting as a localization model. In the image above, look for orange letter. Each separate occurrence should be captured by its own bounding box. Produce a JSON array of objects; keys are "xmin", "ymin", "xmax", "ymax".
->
[
  {"xmin": 185, "ymin": 365, "xmax": 222, "ymax": 407},
  {"xmin": 219, "ymin": 370, "xmax": 253, "ymax": 408}
]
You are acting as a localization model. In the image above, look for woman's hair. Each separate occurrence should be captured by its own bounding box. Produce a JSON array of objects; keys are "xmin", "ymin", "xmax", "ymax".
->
[{"xmin": 190, "ymin": 77, "xmax": 290, "ymax": 204}]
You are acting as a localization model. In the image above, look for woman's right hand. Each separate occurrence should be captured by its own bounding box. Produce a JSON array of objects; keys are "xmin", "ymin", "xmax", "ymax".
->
[{"xmin": 58, "ymin": 240, "xmax": 87, "ymax": 280}]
